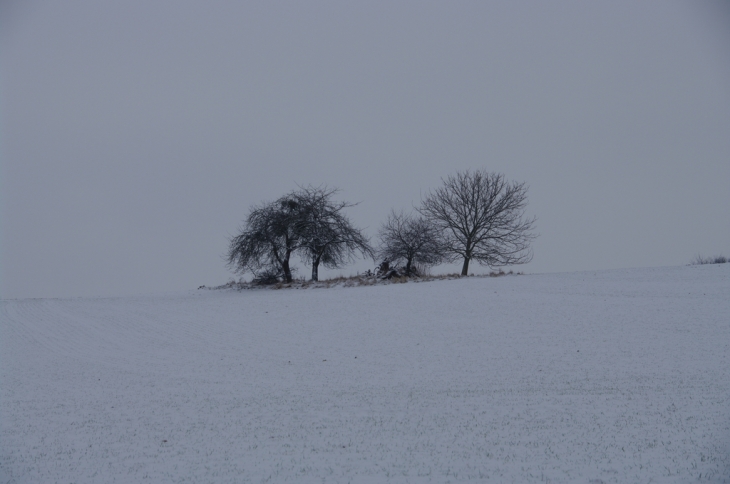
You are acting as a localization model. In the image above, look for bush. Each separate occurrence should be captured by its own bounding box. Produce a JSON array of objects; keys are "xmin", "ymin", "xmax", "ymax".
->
[
  {"xmin": 252, "ymin": 268, "xmax": 285, "ymax": 285},
  {"xmin": 691, "ymin": 254, "xmax": 727, "ymax": 265}
]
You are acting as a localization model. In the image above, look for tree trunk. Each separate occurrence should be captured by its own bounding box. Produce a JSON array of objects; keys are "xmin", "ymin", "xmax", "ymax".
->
[
  {"xmin": 282, "ymin": 257, "xmax": 293, "ymax": 283},
  {"xmin": 311, "ymin": 257, "xmax": 321, "ymax": 281},
  {"xmin": 461, "ymin": 257, "xmax": 470, "ymax": 276},
  {"xmin": 405, "ymin": 258, "xmax": 412, "ymax": 276}
]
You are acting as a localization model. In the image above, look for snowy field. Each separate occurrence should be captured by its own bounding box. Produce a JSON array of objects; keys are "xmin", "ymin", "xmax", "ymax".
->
[{"xmin": 1, "ymin": 265, "xmax": 729, "ymax": 483}]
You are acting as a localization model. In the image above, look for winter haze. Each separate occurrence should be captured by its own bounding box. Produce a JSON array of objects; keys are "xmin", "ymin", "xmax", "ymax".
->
[{"xmin": 1, "ymin": 1, "xmax": 729, "ymax": 299}]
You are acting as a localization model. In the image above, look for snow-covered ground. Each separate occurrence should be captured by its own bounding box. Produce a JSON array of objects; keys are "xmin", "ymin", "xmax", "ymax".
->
[{"xmin": 1, "ymin": 265, "xmax": 729, "ymax": 483}]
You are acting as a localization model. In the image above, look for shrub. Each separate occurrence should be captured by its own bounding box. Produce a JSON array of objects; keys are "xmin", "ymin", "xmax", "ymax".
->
[
  {"xmin": 252, "ymin": 268, "xmax": 284, "ymax": 285},
  {"xmin": 691, "ymin": 254, "xmax": 727, "ymax": 265}
]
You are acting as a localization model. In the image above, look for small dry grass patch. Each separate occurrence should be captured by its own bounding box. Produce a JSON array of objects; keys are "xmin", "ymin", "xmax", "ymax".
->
[
  {"xmin": 691, "ymin": 254, "xmax": 728, "ymax": 265},
  {"xmin": 203, "ymin": 270, "xmax": 523, "ymax": 292}
]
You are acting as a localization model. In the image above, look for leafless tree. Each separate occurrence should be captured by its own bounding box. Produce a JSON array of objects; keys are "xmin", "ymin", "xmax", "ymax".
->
[
  {"xmin": 291, "ymin": 185, "xmax": 373, "ymax": 281},
  {"xmin": 226, "ymin": 197, "xmax": 304, "ymax": 283},
  {"xmin": 419, "ymin": 170, "xmax": 536, "ymax": 275},
  {"xmin": 227, "ymin": 186, "xmax": 372, "ymax": 283},
  {"xmin": 377, "ymin": 210, "xmax": 444, "ymax": 276}
]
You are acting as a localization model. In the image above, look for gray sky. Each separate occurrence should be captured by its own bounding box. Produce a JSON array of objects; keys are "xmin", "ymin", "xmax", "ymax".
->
[{"xmin": 2, "ymin": 1, "xmax": 729, "ymax": 299}]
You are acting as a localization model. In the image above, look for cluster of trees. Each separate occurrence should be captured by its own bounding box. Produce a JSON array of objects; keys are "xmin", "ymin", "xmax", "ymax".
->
[
  {"xmin": 227, "ymin": 186, "xmax": 372, "ymax": 283},
  {"xmin": 227, "ymin": 170, "xmax": 536, "ymax": 283}
]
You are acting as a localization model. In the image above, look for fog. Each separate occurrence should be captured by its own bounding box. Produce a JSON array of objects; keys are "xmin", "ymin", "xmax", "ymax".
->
[{"xmin": 2, "ymin": 1, "xmax": 729, "ymax": 299}]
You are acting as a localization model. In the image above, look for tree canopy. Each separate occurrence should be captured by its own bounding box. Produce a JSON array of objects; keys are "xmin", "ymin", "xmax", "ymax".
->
[
  {"xmin": 419, "ymin": 170, "xmax": 536, "ymax": 275},
  {"xmin": 227, "ymin": 186, "xmax": 372, "ymax": 283},
  {"xmin": 377, "ymin": 210, "xmax": 444, "ymax": 276},
  {"xmin": 289, "ymin": 186, "xmax": 372, "ymax": 281},
  {"xmin": 227, "ymin": 197, "xmax": 303, "ymax": 283}
]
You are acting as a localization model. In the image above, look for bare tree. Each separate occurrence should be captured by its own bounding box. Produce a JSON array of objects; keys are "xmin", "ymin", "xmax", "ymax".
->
[
  {"xmin": 419, "ymin": 170, "xmax": 536, "ymax": 275},
  {"xmin": 291, "ymin": 185, "xmax": 373, "ymax": 281},
  {"xmin": 377, "ymin": 210, "xmax": 444, "ymax": 276},
  {"xmin": 227, "ymin": 197, "xmax": 304, "ymax": 283}
]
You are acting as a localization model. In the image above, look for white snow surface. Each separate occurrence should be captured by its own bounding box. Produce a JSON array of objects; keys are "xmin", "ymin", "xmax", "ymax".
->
[{"xmin": 1, "ymin": 265, "xmax": 729, "ymax": 483}]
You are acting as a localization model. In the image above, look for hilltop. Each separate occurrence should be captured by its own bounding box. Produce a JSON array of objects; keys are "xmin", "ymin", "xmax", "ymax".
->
[{"xmin": 1, "ymin": 265, "xmax": 728, "ymax": 482}]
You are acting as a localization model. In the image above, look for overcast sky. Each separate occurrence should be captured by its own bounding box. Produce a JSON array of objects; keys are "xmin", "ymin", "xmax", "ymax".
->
[{"xmin": 1, "ymin": 1, "xmax": 729, "ymax": 299}]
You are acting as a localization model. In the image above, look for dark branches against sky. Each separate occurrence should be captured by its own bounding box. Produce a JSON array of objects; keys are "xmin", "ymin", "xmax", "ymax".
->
[
  {"xmin": 377, "ymin": 210, "xmax": 444, "ymax": 276},
  {"xmin": 226, "ymin": 186, "xmax": 371, "ymax": 283},
  {"xmin": 419, "ymin": 170, "xmax": 537, "ymax": 276},
  {"xmin": 226, "ymin": 199, "xmax": 302, "ymax": 283},
  {"xmin": 291, "ymin": 186, "xmax": 372, "ymax": 281}
]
